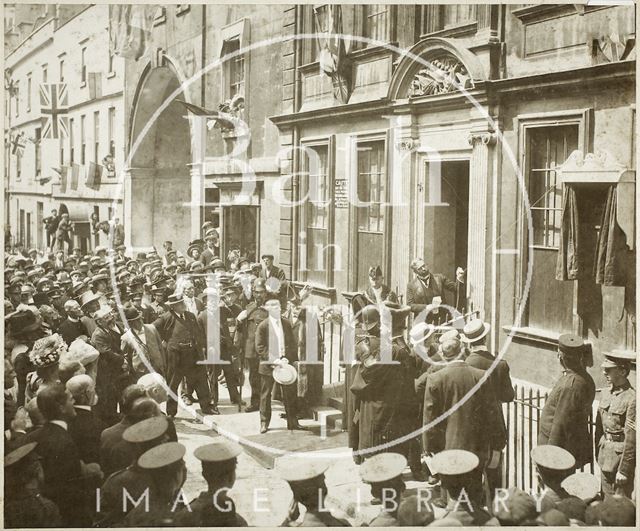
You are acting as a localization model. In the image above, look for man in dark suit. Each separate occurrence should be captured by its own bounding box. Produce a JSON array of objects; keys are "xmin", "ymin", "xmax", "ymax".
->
[
  {"xmin": 422, "ymin": 336, "xmax": 502, "ymax": 498},
  {"xmin": 25, "ymin": 383, "xmax": 99, "ymax": 527},
  {"xmin": 461, "ymin": 319, "xmax": 514, "ymax": 491},
  {"xmin": 254, "ymin": 298, "xmax": 305, "ymax": 433},
  {"xmin": 91, "ymin": 306, "xmax": 127, "ymax": 425},
  {"xmin": 198, "ymin": 288, "xmax": 242, "ymax": 408},
  {"xmin": 153, "ymin": 293, "xmax": 214, "ymax": 417},
  {"xmin": 58, "ymin": 299, "xmax": 89, "ymax": 345},
  {"xmin": 66, "ymin": 374, "xmax": 106, "ymax": 465},
  {"xmin": 260, "ymin": 253, "xmax": 286, "ymax": 282},
  {"xmin": 405, "ymin": 258, "xmax": 465, "ymax": 325},
  {"xmin": 538, "ymin": 334, "xmax": 596, "ymax": 470},
  {"xmin": 236, "ymin": 277, "xmax": 269, "ymax": 412}
]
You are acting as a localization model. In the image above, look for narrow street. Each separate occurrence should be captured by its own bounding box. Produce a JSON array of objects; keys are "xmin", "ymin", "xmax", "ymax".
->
[{"xmin": 172, "ymin": 379, "xmax": 434, "ymax": 526}]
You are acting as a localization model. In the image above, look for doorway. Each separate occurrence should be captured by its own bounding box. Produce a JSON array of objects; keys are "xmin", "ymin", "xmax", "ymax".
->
[
  {"xmin": 222, "ymin": 206, "xmax": 259, "ymax": 265},
  {"xmin": 422, "ymin": 160, "xmax": 469, "ymax": 279}
]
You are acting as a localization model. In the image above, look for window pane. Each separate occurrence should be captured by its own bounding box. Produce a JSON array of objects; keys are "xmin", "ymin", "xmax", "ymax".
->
[
  {"xmin": 365, "ymin": 4, "xmax": 389, "ymax": 43},
  {"xmin": 357, "ymin": 140, "xmax": 385, "ymax": 233}
]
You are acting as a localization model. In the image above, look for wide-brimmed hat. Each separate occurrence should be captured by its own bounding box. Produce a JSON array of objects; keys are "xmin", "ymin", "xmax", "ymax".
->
[
  {"xmin": 6, "ymin": 310, "xmax": 41, "ymax": 335},
  {"xmin": 409, "ymin": 322, "xmax": 435, "ymax": 345},
  {"xmin": 166, "ymin": 293, "xmax": 183, "ymax": 305},
  {"xmin": 461, "ymin": 319, "xmax": 491, "ymax": 344},
  {"xmin": 273, "ymin": 360, "xmax": 297, "ymax": 386},
  {"xmin": 600, "ymin": 349, "xmax": 636, "ymax": 369},
  {"xmin": 79, "ymin": 291, "xmax": 102, "ymax": 309},
  {"xmin": 30, "ymin": 334, "xmax": 67, "ymax": 368}
]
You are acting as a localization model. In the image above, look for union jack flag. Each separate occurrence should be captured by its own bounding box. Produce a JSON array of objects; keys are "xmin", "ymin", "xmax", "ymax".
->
[
  {"xmin": 39, "ymin": 83, "xmax": 69, "ymax": 139},
  {"xmin": 11, "ymin": 132, "xmax": 25, "ymax": 155}
]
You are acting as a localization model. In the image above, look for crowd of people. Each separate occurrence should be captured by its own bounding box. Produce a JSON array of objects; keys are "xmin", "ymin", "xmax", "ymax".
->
[{"xmin": 3, "ymin": 219, "xmax": 637, "ymax": 527}]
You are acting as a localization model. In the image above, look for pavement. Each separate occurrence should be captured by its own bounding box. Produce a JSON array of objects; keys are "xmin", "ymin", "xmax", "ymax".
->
[{"xmin": 169, "ymin": 377, "xmax": 440, "ymax": 526}]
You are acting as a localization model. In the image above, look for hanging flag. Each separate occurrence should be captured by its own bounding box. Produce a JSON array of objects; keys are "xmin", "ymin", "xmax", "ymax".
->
[
  {"xmin": 87, "ymin": 161, "xmax": 103, "ymax": 190},
  {"xmin": 11, "ymin": 132, "xmax": 25, "ymax": 155},
  {"xmin": 59, "ymin": 166, "xmax": 68, "ymax": 193},
  {"xmin": 38, "ymin": 176, "xmax": 52, "ymax": 185},
  {"xmin": 87, "ymin": 72, "xmax": 103, "ymax": 100},
  {"xmin": 71, "ymin": 163, "xmax": 80, "ymax": 190},
  {"xmin": 5, "ymin": 69, "xmax": 18, "ymax": 96},
  {"xmin": 175, "ymin": 99, "xmax": 236, "ymax": 130},
  {"xmin": 70, "ymin": 164, "xmax": 79, "ymax": 190},
  {"xmin": 39, "ymin": 83, "xmax": 69, "ymax": 139},
  {"xmin": 317, "ymin": 5, "xmax": 352, "ymax": 104},
  {"xmin": 109, "ymin": 5, "xmax": 159, "ymax": 61}
]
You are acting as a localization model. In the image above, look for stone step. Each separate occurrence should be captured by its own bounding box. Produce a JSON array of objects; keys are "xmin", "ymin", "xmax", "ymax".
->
[{"xmin": 310, "ymin": 405, "xmax": 343, "ymax": 429}]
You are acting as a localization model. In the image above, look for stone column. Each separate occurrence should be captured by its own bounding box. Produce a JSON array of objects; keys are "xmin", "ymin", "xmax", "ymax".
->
[
  {"xmin": 124, "ymin": 166, "xmax": 156, "ymax": 250},
  {"xmin": 466, "ymin": 130, "xmax": 496, "ymax": 319},
  {"xmin": 389, "ymin": 113, "xmax": 418, "ymax": 300}
]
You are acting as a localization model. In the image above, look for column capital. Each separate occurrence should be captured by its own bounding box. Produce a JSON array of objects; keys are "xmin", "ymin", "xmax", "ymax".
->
[
  {"xmin": 468, "ymin": 131, "xmax": 497, "ymax": 147},
  {"xmin": 395, "ymin": 138, "xmax": 420, "ymax": 152}
]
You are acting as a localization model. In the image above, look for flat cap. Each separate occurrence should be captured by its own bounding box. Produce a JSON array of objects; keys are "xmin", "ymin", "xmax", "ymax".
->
[
  {"xmin": 137, "ymin": 442, "xmax": 186, "ymax": 470},
  {"xmin": 560, "ymin": 472, "xmax": 600, "ymax": 502},
  {"xmin": 430, "ymin": 449, "xmax": 478, "ymax": 476},
  {"xmin": 123, "ymin": 416, "xmax": 169, "ymax": 443},
  {"xmin": 359, "ymin": 452, "xmax": 407, "ymax": 483},
  {"xmin": 261, "ymin": 253, "xmax": 274, "ymax": 260},
  {"xmin": 5, "ymin": 442, "xmax": 38, "ymax": 468},
  {"xmin": 277, "ymin": 458, "xmax": 328, "ymax": 483},
  {"xmin": 194, "ymin": 440, "xmax": 242, "ymax": 464},
  {"xmin": 530, "ymin": 445, "xmax": 576, "ymax": 471},
  {"xmin": 493, "ymin": 487, "xmax": 537, "ymax": 525}
]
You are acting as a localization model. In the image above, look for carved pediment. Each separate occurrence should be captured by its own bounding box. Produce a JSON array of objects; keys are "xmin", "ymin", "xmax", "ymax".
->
[{"xmin": 407, "ymin": 54, "xmax": 474, "ymax": 97}]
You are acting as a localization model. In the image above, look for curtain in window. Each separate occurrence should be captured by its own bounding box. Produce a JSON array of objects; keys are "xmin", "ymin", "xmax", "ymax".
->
[
  {"xmin": 594, "ymin": 185, "xmax": 628, "ymax": 286},
  {"xmin": 555, "ymin": 185, "xmax": 580, "ymax": 281}
]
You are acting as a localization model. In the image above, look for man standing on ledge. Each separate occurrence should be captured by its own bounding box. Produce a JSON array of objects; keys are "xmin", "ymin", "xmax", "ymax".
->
[
  {"xmin": 538, "ymin": 334, "xmax": 596, "ymax": 471},
  {"xmin": 405, "ymin": 258, "xmax": 465, "ymax": 325}
]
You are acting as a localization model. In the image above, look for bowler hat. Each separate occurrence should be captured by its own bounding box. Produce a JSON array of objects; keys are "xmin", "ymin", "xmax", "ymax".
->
[{"xmin": 123, "ymin": 303, "xmax": 142, "ymax": 322}]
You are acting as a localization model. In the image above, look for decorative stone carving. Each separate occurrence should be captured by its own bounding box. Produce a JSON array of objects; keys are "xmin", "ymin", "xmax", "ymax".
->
[
  {"xmin": 467, "ymin": 131, "xmax": 497, "ymax": 146},
  {"xmin": 395, "ymin": 138, "xmax": 420, "ymax": 152},
  {"xmin": 216, "ymin": 93, "xmax": 247, "ymax": 137},
  {"xmin": 408, "ymin": 56, "xmax": 474, "ymax": 97}
]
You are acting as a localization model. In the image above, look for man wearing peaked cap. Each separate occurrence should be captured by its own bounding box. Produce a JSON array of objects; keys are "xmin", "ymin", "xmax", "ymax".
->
[
  {"xmin": 360, "ymin": 453, "xmax": 407, "ymax": 525},
  {"xmin": 121, "ymin": 442, "xmax": 188, "ymax": 527},
  {"xmin": 4, "ymin": 442, "xmax": 62, "ymax": 528},
  {"xmin": 363, "ymin": 265, "xmax": 398, "ymax": 305},
  {"xmin": 531, "ymin": 444, "xmax": 575, "ymax": 511},
  {"xmin": 431, "ymin": 449, "xmax": 499, "ymax": 525},
  {"xmin": 538, "ymin": 334, "xmax": 596, "ymax": 470},
  {"xmin": 173, "ymin": 440, "xmax": 248, "ymax": 527},
  {"xmin": 595, "ymin": 349, "xmax": 636, "ymax": 498},
  {"xmin": 560, "ymin": 472, "xmax": 600, "ymax": 503},
  {"xmin": 98, "ymin": 416, "xmax": 171, "ymax": 526},
  {"xmin": 278, "ymin": 458, "xmax": 350, "ymax": 527}
]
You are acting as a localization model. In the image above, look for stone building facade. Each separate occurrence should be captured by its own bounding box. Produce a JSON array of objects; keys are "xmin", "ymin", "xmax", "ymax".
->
[
  {"xmin": 5, "ymin": 4, "xmax": 125, "ymax": 253},
  {"xmin": 123, "ymin": 4, "xmax": 635, "ymax": 387}
]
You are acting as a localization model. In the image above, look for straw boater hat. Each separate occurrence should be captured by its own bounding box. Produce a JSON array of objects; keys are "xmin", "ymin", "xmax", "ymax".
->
[
  {"xmin": 273, "ymin": 359, "xmax": 297, "ymax": 386},
  {"xmin": 409, "ymin": 322, "xmax": 435, "ymax": 346},
  {"xmin": 461, "ymin": 319, "xmax": 491, "ymax": 344}
]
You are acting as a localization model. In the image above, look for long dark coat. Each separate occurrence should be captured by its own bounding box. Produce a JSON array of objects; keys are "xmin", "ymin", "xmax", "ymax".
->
[{"xmin": 538, "ymin": 368, "xmax": 596, "ymax": 468}]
